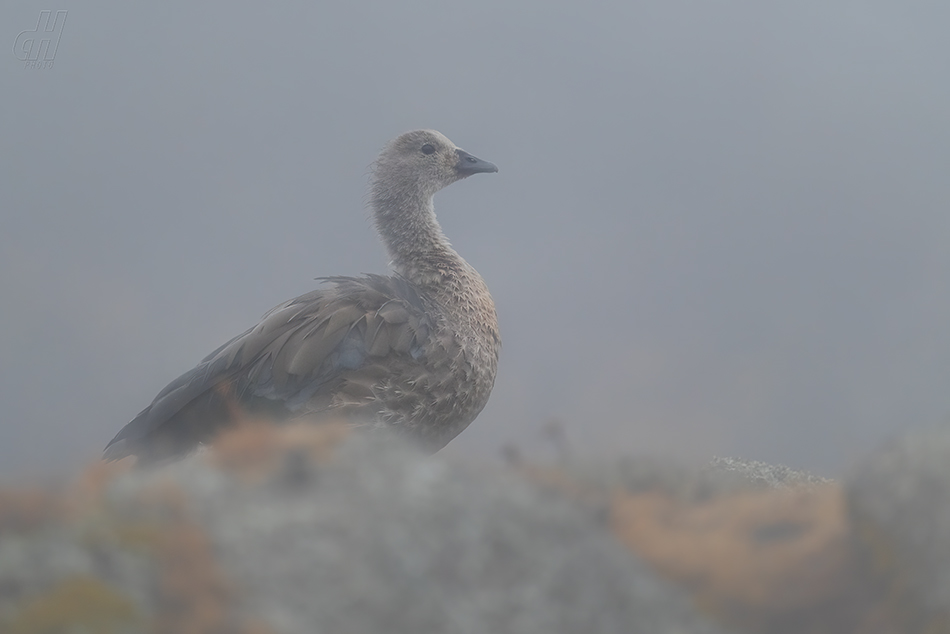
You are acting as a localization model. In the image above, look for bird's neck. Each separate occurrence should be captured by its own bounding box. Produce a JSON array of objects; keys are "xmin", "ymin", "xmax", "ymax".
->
[
  {"xmin": 371, "ymin": 183, "xmax": 499, "ymax": 347},
  {"xmin": 372, "ymin": 187, "xmax": 465, "ymax": 287}
]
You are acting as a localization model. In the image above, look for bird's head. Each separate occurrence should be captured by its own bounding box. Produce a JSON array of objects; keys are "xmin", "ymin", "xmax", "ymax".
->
[{"xmin": 374, "ymin": 130, "xmax": 498, "ymax": 199}]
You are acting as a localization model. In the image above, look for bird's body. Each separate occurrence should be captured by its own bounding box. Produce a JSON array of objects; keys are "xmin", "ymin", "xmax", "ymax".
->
[{"xmin": 105, "ymin": 130, "xmax": 500, "ymax": 463}]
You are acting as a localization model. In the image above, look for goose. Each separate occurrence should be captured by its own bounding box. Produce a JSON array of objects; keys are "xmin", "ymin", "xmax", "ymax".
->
[{"xmin": 104, "ymin": 130, "xmax": 500, "ymax": 463}]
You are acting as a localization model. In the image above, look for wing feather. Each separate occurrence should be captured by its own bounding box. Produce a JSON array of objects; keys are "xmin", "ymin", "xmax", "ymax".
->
[{"xmin": 105, "ymin": 275, "xmax": 434, "ymax": 461}]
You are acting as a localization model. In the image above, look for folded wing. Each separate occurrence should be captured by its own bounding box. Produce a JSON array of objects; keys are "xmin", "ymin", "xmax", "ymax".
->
[{"xmin": 104, "ymin": 275, "xmax": 433, "ymax": 462}]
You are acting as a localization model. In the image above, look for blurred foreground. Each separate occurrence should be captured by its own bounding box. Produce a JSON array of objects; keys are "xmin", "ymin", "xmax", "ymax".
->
[{"xmin": 1, "ymin": 423, "xmax": 948, "ymax": 634}]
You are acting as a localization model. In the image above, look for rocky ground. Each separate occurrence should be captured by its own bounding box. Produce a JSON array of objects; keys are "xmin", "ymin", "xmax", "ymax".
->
[{"xmin": 1, "ymin": 422, "xmax": 949, "ymax": 633}]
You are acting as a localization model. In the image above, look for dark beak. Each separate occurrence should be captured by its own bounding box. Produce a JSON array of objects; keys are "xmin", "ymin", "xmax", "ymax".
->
[{"xmin": 455, "ymin": 149, "xmax": 498, "ymax": 176}]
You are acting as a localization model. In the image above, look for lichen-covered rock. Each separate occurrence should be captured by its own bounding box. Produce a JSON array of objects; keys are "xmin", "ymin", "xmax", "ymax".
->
[
  {"xmin": 106, "ymin": 428, "xmax": 731, "ymax": 634},
  {"xmin": 0, "ymin": 487, "xmax": 154, "ymax": 634},
  {"xmin": 708, "ymin": 457, "xmax": 831, "ymax": 490},
  {"xmin": 1, "ymin": 425, "xmax": 734, "ymax": 634},
  {"xmin": 16, "ymin": 420, "xmax": 950, "ymax": 633}
]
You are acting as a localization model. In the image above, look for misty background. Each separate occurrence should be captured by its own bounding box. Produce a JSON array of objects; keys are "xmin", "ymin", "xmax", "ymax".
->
[{"xmin": 3, "ymin": 1, "xmax": 950, "ymax": 479}]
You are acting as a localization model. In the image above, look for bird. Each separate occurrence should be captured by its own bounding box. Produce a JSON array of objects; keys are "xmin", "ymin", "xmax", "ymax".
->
[{"xmin": 104, "ymin": 130, "xmax": 500, "ymax": 463}]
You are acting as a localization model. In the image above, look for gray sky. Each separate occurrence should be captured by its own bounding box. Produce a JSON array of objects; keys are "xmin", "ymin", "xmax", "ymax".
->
[{"xmin": 3, "ymin": 1, "xmax": 950, "ymax": 479}]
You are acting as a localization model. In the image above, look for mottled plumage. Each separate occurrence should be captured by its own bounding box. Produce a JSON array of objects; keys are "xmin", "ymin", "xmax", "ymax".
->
[{"xmin": 105, "ymin": 130, "xmax": 500, "ymax": 462}]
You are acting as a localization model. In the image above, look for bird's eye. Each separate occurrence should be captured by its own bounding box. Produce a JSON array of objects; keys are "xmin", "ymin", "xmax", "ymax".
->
[{"xmin": 421, "ymin": 144, "xmax": 436, "ymax": 155}]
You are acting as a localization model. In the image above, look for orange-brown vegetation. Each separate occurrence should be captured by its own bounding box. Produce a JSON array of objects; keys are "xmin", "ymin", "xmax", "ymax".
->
[
  {"xmin": 0, "ymin": 487, "xmax": 66, "ymax": 534},
  {"xmin": 609, "ymin": 484, "xmax": 899, "ymax": 633},
  {"xmin": 513, "ymin": 462, "xmax": 904, "ymax": 633},
  {"xmin": 208, "ymin": 419, "xmax": 349, "ymax": 481}
]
